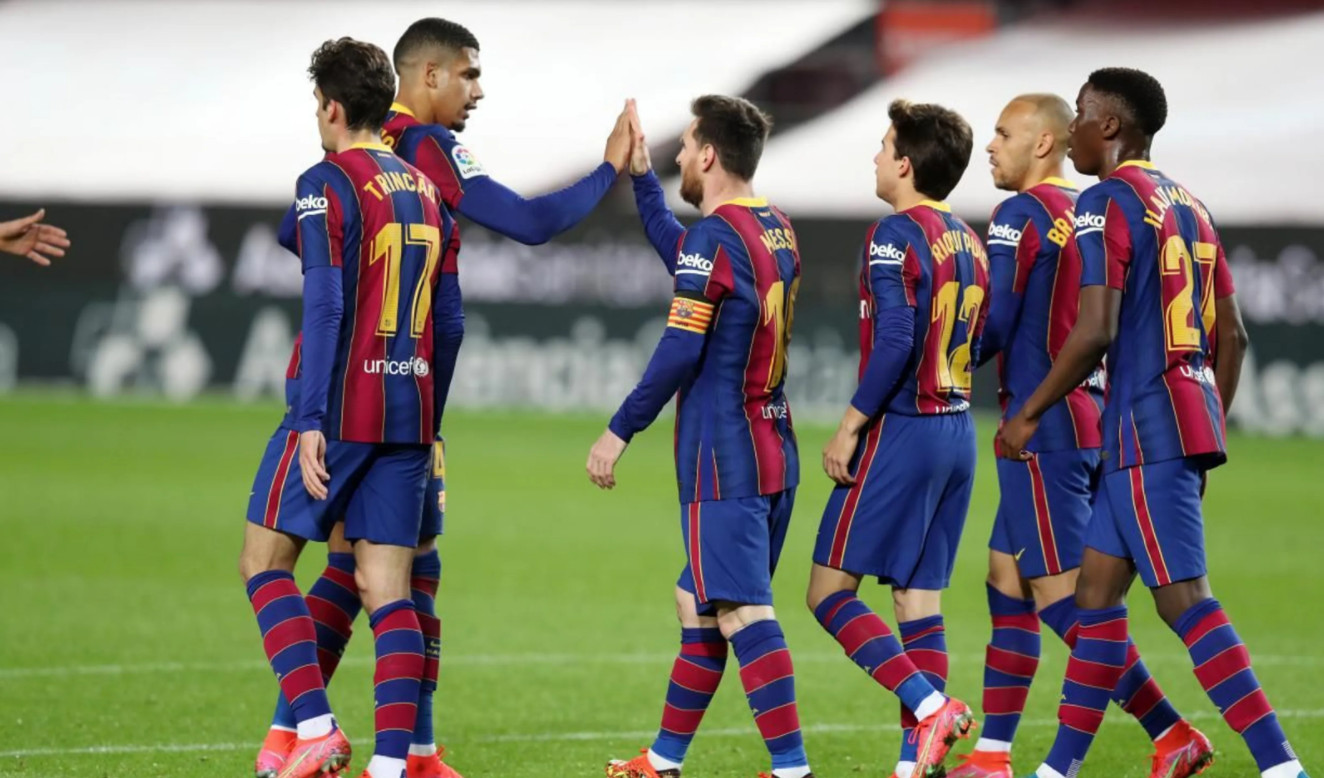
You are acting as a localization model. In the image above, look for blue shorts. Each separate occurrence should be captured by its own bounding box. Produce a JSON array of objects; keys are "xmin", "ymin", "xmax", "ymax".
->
[
  {"xmin": 419, "ymin": 439, "xmax": 446, "ymax": 539},
  {"xmin": 814, "ymin": 413, "xmax": 975, "ymax": 590},
  {"xmin": 990, "ymin": 449, "xmax": 1100, "ymax": 578},
  {"xmin": 678, "ymin": 488, "xmax": 796, "ymax": 614},
  {"xmin": 1085, "ymin": 457, "xmax": 1207, "ymax": 588},
  {"xmin": 246, "ymin": 426, "xmax": 429, "ymax": 548}
]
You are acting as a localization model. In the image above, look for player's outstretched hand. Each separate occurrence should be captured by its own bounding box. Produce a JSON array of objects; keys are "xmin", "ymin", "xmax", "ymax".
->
[
  {"xmin": 604, "ymin": 99, "xmax": 635, "ymax": 175},
  {"xmin": 298, "ymin": 430, "xmax": 331, "ymax": 500},
  {"xmin": 0, "ymin": 208, "xmax": 70, "ymax": 266},
  {"xmin": 995, "ymin": 412, "xmax": 1037, "ymax": 461},
  {"xmin": 627, "ymin": 100, "xmax": 651, "ymax": 176},
  {"xmin": 587, "ymin": 428, "xmax": 628, "ymax": 489},
  {"xmin": 822, "ymin": 426, "xmax": 860, "ymax": 486}
]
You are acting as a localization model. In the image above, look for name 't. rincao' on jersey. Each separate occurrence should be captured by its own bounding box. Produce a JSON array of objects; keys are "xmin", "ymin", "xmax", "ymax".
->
[
  {"xmin": 672, "ymin": 198, "xmax": 801, "ymax": 503},
  {"xmin": 986, "ymin": 179, "xmax": 1104, "ymax": 452},
  {"xmin": 859, "ymin": 201, "xmax": 990, "ymax": 415},
  {"xmin": 291, "ymin": 143, "xmax": 456, "ymax": 445},
  {"xmin": 1077, "ymin": 160, "xmax": 1235, "ymax": 471}
]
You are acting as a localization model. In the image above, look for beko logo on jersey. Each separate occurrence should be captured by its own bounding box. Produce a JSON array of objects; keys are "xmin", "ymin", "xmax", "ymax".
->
[
  {"xmin": 1075, "ymin": 212, "xmax": 1105, "ymax": 231},
  {"xmin": 869, "ymin": 242, "xmax": 905, "ymax": 262},
  {"xmin": 295, "ymin": 194, "xmax": 328, "ymax": 212},
  {"xmin": 677, "ymin": 252, "xmax": 713, "ymax": 272},
  {"xmin": 363, "ymin": 357, "xmax": 430, "ymax": 377},
  {"xmin": 988, "ymin": 222, "xmax": 1023, "ymax": 242}
]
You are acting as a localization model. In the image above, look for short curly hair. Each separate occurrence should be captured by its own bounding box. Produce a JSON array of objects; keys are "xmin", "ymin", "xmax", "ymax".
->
[
  {"xmin": 308, "ymin": 37, "xmax": 396, "ymax": 131},
  {"xmin": 1087, "ymin": 67, "xmax": 1168, "ymax": 137}
]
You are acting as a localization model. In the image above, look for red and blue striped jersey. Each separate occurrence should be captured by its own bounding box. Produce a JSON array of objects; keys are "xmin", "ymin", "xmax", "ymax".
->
[
  {"xmin": 985, "ymin": 179, "xmax": 1104, "ymax": 453},
  {"xmin": 859, "ymin": 202, "xmax": 990, "ymax": 416},
  {"xmin": 1077, "ymin": 160, "xmax": 1235, "ymax": 472},
  {"xmin": 288, "ymin": 143, "xmax": 456, "ymax": 445},
  {"xmin": 672, "ymin": 198, "xmax": 800, "ymax": 502},
  {"xmin": 382, "ymin": 103, "xmax": 479, "ymax": 217}
]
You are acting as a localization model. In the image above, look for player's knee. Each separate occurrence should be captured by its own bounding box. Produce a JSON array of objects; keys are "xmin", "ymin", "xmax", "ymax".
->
[
  {"xmin": 891, "ymin": 587, "xmax": 941, "ymax": 622},
  {"xmin": 415, "ymin": 535, "xmax": 437, "ymax": 555},
  {"xmin": 716, "ymin": 603, "xmax": 775, "ymax": 639},
  {"xmin": 1153, "ymin": 577, "xmax": 1213, "ymax": 627}
]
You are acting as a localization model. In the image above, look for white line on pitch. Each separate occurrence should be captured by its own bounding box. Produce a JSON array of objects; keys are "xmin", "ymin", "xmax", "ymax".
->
[
  {"xmin": 4, "ymin": 650, "xmax": 1322, "ymax": 680},
  {"xmin": 4, "ymin": 708, "xmax": 1324, "ymax": 759}
]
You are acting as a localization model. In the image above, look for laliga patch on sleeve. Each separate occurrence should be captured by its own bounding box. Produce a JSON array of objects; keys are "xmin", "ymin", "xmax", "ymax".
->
[{"xmin": 450, "ymin": 145, "xmax": 486, "ymax": 179}]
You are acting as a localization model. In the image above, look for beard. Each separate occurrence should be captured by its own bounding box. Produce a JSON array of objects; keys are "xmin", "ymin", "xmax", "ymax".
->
[{"xmin": 679, "ymin": 167, "xmax": 703, "ymax": 208}]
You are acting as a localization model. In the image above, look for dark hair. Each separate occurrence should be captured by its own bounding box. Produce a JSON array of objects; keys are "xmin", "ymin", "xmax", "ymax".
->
[
  {"xmin": 690, "ymin": 95, "xmax": 773, "ymax": 182},
  {"xmin": 394, "ymin": 18, "xmax": 480, "ymax": 71},
  {"xmin": 1087, "ymin": 67, "xmax": 1168, "ymax": 136},
  {"xmin": 887, "ymin": 99, "xmax": 973, "ymax": 201},
  {"xmin": 308, "ymin": 37, "xmax": 395, "ymax": 131}
]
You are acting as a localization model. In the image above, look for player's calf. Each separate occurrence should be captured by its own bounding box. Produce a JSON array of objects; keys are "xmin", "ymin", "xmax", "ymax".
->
[{"xmin": 719, "ymin": 605, "xmax": 812, "ymax": 778}]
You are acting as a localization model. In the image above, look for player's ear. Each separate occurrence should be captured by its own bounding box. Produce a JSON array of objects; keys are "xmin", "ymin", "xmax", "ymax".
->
[
  {"xmin": 1100, "ymin": 114, "xmax": 1121, "ymax": 141},
  {"xmin": 897, "ymin": 154, "xmax": 912, "ymax": 180},
  {"xmin": 1034, "ymin": 130, "xmax": 1054, "ymax": 159},
  {"xmin": 700, "ymin": 144, "xmax": 716, "ymax": 173}
]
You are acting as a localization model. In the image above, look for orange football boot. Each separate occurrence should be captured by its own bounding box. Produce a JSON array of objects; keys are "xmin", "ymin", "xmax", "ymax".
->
[{"xmin": 255, "ymin": 728, "xmax": 297, "ymax": 778}]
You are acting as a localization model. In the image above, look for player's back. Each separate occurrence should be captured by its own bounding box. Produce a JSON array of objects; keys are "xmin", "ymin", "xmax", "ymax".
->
[
  {"xmin": 861, "ymin": 202, "xmax": 989, "ymax": 416},
  {"xmin": 291, "ymin": 143, "xmax": 454, "ymax": 445},
  {"xmin": 991, "ymin": 180, "xmax": 1103, "ymax": 451},
  {"xmin": 674, "ymin": 199, "xmax": 800, "ymax": 503},
  {"xmin": 1075, "ymin": 160, "xmax": 1230, "ymax": 470}
]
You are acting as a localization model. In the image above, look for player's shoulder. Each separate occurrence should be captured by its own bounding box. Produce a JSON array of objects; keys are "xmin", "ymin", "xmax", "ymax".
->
[
  {"xmin": 871, "ymin": 212, "xmax": 925, "ymax": 247},
  {"xmin": 1076, "ymin": 177, "xmax": 1138, "ymax": 213}
]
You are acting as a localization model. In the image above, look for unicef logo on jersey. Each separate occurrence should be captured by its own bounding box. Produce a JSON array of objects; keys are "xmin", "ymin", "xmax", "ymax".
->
[{"xmin": 364, "ymin": 357, "xmax": 430, "ymax": 377}]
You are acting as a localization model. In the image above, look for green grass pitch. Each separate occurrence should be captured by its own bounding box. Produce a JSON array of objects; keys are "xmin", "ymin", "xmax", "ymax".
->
[{"xmin": 0, "ymin": 395, "xmax": 1319, "ymax": 777}]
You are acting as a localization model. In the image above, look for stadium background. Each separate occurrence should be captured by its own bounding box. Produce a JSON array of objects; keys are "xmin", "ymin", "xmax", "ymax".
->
[{"xmin": 1, "ymin": 1, "xmax": 1321, "ymax": 776}]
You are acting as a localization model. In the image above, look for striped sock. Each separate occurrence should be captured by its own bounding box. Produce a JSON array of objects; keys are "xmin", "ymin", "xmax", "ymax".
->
[
  {"xmin": 1043, "ymin": 605, "xmax": 1130, "ymax": 778},
  {"xmin": 271, "ymin": 553, "xmax": 362, "ymax": 731},
  {"xmin": 370, "ymin": 599, "xmax": 425, "ymax": 762},
  {"xmin": 410, "ymin": 550, "xmax": 442, "ymax": 751},
  {"xmin": 813, "ymin": 591, "xmax": 938, "ymax": 714},
  {"xmin": 651, "ymin": 627, "xmax": 728, "ymax": 765},
  {"xmin": 246, "ymin": 570, "xmax": 332, "ymax": 725},
  {"xmin": 979, "ymin": 586, "xmax": 1040, "ymax": 749},
  {"xmin": 730, "ymin": 620, "xmax": 809, "ymax": 773},
  {"xmin": 898, "ymin": 615, "xmax": 948, "ymax": 766},
  {"xmin": 1176, "ymin": 598, "xmax": 1295, "ymax": 772},
  {"xmin": 1040, "ymin": 595, "xmax": 1182, "ymax": 741}
]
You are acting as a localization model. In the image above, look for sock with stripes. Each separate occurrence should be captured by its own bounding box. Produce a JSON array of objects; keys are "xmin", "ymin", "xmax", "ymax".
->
[
  {"xmin": 813, "ymin": 590, "xmax": 943, "ymax": 716},
  {"xmin": 897, "ymin": 615, "xmax": 949, "ymax": 769},
  {"xmin": 370, "ymin": 599, "xmax": 425, "ymax": 763},
  {"xmin": 1176, "ymin": 598, "xmax": 1296, "ymax": 772},
  {"xmin": 246, "ymin": 570, "xmax": 334, "ymax": 737},
  {"xmin": 410, "ymin": 549, "xmax": 442, "ymax": 753},
  {"xmin": 730, "ymin": 619, "xmax": 810, "ymax": 775},
  {"xmin": 1042, "ymin": 605, "xmax": 1130, "ymax": 778},
  {"xmin": 270, "ymin": 552, "xmax": 360, "ymax": 731},
  {"xmin": 977, "ymin": 586, "xmax": 1040, "ymax": 751},
  {"xmin": 1040, "ymin": 595, "xmax": 1182, "ymax": 740},
  {"xmin": 651, "ymin": 626, "xmax": 728, "ymax": 766}
]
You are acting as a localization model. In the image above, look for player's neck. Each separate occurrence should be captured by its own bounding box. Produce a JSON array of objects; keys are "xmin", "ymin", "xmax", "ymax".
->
[
  {"xmin": 394, "ymin": 85, "xmax": 435, "ymax": 124},
  {"xmin": 330, "ymin": 128, "xmax": 382, "ymax": 154},
  {"xmin": 699, "ymin": 177, "xmax": 755, "ymax": 217},
  {"xmin": 1100, "ymin": 142, "xmax": 1151, "ymax": 178},
  {"xmin": 888, "ymin": 188, "xmax": 930, "ymax": 213},
  {"xmin": 1020, "ymin": 162, "xmax": 1067, "ymax": 192}
]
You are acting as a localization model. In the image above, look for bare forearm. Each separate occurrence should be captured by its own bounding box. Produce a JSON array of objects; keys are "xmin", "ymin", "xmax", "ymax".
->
[
  {"xmin": 1020, "ymin": 325, "xmax": 1109, "ymax": 421},
  {"xmin": 1214, "ymin": 297, "xmax": 1249, "ymax": 413}
]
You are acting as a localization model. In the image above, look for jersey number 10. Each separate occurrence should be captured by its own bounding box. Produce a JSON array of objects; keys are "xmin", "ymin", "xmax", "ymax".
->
[
  {"xmin": 370, "ymin": 223, "xmax": 443, "ymax": 338},
  {"xmin": 762, "ymin": 278, "xmax": 799, "ymax": 391}
]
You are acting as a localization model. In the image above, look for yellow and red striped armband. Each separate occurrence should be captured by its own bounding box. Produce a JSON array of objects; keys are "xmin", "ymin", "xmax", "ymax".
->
[{"xmin": 666, "ymin": 296, "xmax": 715, "ymax": 334}]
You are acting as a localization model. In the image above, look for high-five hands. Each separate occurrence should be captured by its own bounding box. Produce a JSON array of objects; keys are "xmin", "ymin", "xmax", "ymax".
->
[
  {"xmin": 0, "ymin": 209, "xmax": 69, "ymax": 266},
  {"xmin": 603, "ymin": 98, "xmax": 638, "ymax": 174},
  {"xmin": 627, "ymin": 101, "xmax": 651, "ymax": 176}
]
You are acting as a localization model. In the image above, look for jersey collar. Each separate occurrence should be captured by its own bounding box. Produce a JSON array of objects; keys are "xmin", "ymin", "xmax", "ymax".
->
[
  {"xmin": 1038, "ymin": 176, "xmax": 1076, "ymax": 189},
  {"xmin": 719, "ymin": 196, "xmax": 768, "ymax": 208},
  {"xmin": 347, "ymin": 142, "xmax": 393, "ymax": 152},
  {"xmin": 389, "ymin": 101, "xmax": 416, "ymax": 118},
  {"xmin": 904, "ymin": 199, "xmax": 951, "ymax": 213},
  {"xmin": 1117, "ymin": 159, "xmax": 1156, "ymax": 171}
]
